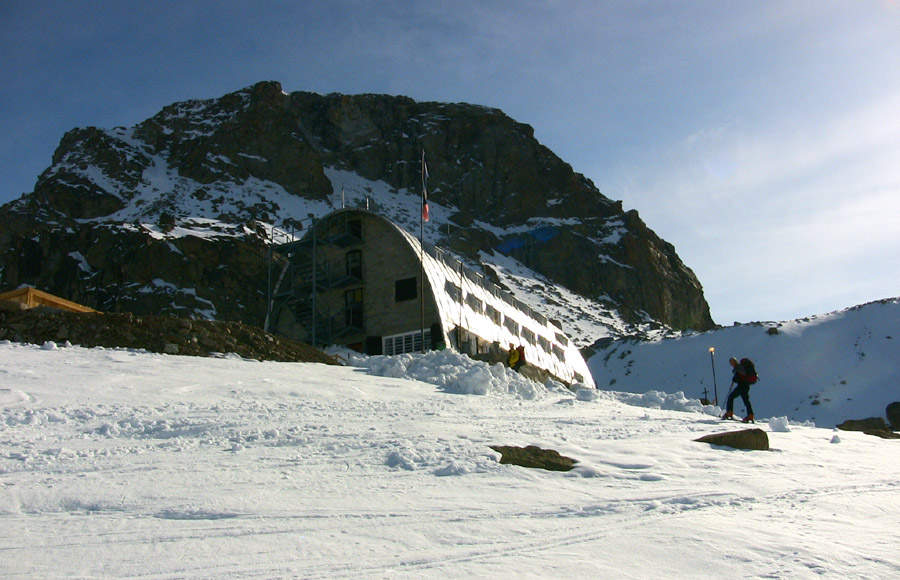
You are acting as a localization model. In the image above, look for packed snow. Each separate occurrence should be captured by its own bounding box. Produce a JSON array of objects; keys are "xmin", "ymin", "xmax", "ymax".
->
[
  {"xmin": 2, "ymin": 320, "xmax": 899, "ymax": 578},
  {"xmin": 588, "ymin": 298, "xmax": 900, "ymax": 428}
]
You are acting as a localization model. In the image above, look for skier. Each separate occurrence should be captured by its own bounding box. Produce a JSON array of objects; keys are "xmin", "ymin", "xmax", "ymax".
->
[{"xmin": 722, "ymin": 357, "xmax": 755, "ymax": 423}]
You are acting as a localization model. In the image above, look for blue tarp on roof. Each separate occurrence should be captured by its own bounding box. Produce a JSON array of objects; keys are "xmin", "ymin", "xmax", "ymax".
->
[{"xmin": 497, "ymin": 226, "xmax": 560, "ymax": 254}]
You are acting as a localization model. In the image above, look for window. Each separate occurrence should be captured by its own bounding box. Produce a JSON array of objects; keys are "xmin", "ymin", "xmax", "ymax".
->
[
  {"xmin": 395, "ymin": 277, "xmax": 417, "ymax": 302},
  {"xmin": 344, "ymin": 288, "xmax": 364, "ymax": 328},
  {"xmin": 552, "ymin": 344, "xmax": 565, "ymax": 360},
  {"xmin": 522, "ymin": 327, "xmax": 536, "ymax": 345},
  {"xmin": 445, "ymin": 280, "xmax": 461, "ymax": 301},
  {"xmin": 348, "ymin": 219, "xmax": 362, "ymax": 240},
  {"xmin": 485, "ymin": 304, "xmax": 502, "ymax": 325},
  {"xmin": 346, "ymin": 250, "xmax": 362, "ymax": 279},
  {"xmin": 465, "ymin": 293, "xmax": 484, "ymax": 314},
  {"xmin": 538, "ymin": 335, "xmax": 551, "ymax": 353},
  {"xmin": 383, "ymin": 330, "xmax": 432, "ymax": 355}
]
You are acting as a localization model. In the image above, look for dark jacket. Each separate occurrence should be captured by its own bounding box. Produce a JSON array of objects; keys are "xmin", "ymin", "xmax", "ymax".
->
[{"xmin": 732, "ymin": 362, "xmax": 750, "ymax": 386}]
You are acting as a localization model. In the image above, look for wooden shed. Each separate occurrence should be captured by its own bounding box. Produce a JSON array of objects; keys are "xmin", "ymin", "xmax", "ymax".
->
[{"xmin": 0, "ymin": 287, "xmax": 99, "ymax": 313}]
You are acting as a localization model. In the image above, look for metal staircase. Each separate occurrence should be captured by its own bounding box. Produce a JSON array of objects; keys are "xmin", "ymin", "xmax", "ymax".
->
[{"xmin": 267, "ymin": 212, "xmax": 365, "ymax": 346}]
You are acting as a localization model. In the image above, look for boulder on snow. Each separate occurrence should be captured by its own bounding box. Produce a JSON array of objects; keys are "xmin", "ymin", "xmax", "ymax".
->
[
  {"xmin": 836, "ymin": 417, "xmax": 890, "ymax": 432},
  {"xmin": 695, "ymin": 429, "xmax": 770, "ymax": 451},
  {"xmin": 864, "ymin": 429, "xmax": 900, "ymax": 440},
  {"xmin": 836, "ymin": 417, "xmax": 900, "ymax": 439},
  {"xmin": 489, "ymin": 445, "xmax": 577, "ymax": 471},
  {"xmin": 886, "ymin": 402, "xmax": 900, "ymax": 431}
]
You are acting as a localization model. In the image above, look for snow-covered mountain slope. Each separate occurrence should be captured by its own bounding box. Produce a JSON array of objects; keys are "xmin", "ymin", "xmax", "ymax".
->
[
  {"xmin": 478, "ymin": 248, "xmax": 669, "ymax": 346},
  {"xmin": 0, "ymin": 82, "xmax": 713, "ymax": 336},
  {"xmin": 2, "ymin": 341, "xmax": 899, "ymax": 578},
  {"xmin": 9, "ymin": 140, "xmax": 663, "ymax": 342},
  {"xmin": 588, "ymin": 297, "xmax": 900, "ymax": 427}
]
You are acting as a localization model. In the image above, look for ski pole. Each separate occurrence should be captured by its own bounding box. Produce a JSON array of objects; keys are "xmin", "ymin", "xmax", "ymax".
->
[
  {"xmin": 709, "ymin": 347, "xmax": 718, "ymax": 405},
  {"xmin": 719, "ymin": 381, "xmax": 735, "ymax": 418},
  {"xmin": 724, "ymin": 381, "xmax": 734, "ymax": 405}
]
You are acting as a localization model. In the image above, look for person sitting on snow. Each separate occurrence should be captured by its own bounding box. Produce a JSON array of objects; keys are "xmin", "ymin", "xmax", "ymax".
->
[
  {"xmin": 507, "ymin": 343, "xmax": 519, "ymax": 369},
  {"xmin": 514, "ymin": 344, "xmax": 526, "ymax": 372}
]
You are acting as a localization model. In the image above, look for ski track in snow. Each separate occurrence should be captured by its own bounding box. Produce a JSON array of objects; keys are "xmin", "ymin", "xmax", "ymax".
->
[{"xmin": 1, "ymin": 342, "xmax": 899, "ymax": 579}]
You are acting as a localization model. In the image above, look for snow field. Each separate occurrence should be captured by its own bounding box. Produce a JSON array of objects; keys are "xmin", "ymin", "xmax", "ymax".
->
[{"xmin": 1, "ymin": 341, "xmax": 899, "ymax": 579}]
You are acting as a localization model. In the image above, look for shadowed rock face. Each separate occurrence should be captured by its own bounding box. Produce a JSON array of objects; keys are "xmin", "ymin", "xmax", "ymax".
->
[
  {"xmin": 0, "ymin": 81, "xmax": 713, "ymax": 333},
  {"xmin": 0, "ymin": 222, "xmax": 270, "ymax": 323},
  {"xmin": 886, "ymin": 402, "xmax": 900, "ymax": 431},
  {"xmin": 0, "ymin": 306, "xmax": 338, "ymax": 364}
]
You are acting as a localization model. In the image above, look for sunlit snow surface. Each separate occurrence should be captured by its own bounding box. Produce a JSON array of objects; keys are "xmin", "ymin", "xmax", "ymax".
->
[
  {"xmin": 2, "ymin": 340, "xmax": 899, "ymax": 579},
  {"xmin": 588, "ymin": 298, "xmax": 900, "ymax": 428}
]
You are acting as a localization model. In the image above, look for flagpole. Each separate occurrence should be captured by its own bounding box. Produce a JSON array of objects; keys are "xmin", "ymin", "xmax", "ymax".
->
[{"xmin": 420, "ymin": 149, "xmax": 426, "ymax": 353}]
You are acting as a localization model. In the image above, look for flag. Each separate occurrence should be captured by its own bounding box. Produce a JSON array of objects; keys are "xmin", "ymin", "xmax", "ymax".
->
[{"xmin": 421, "ymin": 150, "xmax": 430, "ymax": 222}]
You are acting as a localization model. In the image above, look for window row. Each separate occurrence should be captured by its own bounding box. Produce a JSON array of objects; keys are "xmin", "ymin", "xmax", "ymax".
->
[{"xmin": 444, "ymin": 279, "xmax": 569, "ymax": 364}]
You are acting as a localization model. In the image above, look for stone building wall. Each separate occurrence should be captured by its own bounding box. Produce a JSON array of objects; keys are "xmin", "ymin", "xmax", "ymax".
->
[
  {"xmin": 303, "ymin": 212, "xmax": 440, "ymax": 351},
  {"xmin": 356, "ymin": 215, "xmax": 439, "ymax": 340}
]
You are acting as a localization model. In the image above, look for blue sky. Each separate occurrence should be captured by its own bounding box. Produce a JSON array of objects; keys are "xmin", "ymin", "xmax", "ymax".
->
[{"xmin": 2, "ymin": 1, "xmax": 899, "ymax": 325}]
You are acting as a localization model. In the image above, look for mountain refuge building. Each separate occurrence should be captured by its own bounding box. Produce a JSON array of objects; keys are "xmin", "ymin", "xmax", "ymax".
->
[{"xmin": 268, "ymin": 209, "xmax": 594, "ymax": 389}]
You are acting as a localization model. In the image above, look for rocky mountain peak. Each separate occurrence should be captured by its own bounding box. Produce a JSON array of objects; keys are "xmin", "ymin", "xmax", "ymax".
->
[{"xmin": 0, "ymin": 82, "xmax": 714, "ymax": 341}]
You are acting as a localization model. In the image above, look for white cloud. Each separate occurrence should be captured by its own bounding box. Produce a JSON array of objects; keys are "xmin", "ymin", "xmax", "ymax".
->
[{"xmin": 608, "ymin": 86, "xmax": 900, "ymax": 323}]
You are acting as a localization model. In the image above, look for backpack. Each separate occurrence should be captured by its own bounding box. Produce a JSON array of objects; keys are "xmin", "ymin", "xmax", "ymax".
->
[{"xmin": 740, "ymin": 358, "xmax": 758, "ymax": 384}]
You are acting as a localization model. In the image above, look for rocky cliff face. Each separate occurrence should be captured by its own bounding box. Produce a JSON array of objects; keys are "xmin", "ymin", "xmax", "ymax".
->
[{"xmin": 0, "ymin": 81, "xmax": 714, "ymax": 339}]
